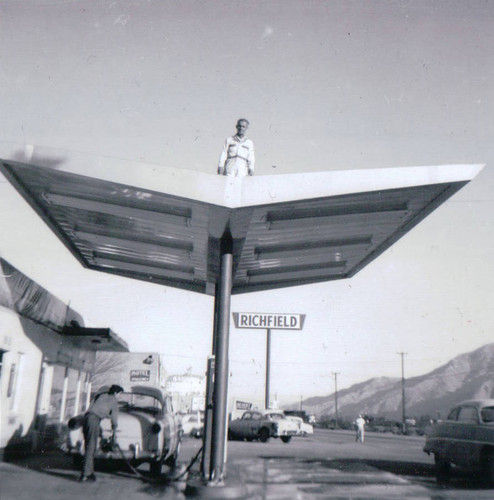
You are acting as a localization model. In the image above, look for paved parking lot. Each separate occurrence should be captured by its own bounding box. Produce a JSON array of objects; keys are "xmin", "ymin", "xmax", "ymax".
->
[{"xmin": 2, "ymin": 430, "xmax": 494, "ymax": 499}]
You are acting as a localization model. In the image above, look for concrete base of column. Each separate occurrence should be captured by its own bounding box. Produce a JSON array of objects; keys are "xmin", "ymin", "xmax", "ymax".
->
[{"xmin": 185, "ymin": 479, "xmax": 249, "ymax": 498}]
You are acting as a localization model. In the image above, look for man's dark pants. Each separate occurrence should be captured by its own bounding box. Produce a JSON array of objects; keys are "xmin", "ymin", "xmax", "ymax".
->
[{"xmin": 82, "ymin": 412, "xmax": 100, "ymax": 477}]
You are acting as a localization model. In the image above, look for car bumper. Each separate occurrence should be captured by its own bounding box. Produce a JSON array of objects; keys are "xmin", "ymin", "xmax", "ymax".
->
[
  {"xmin": 275, "ymin": 430, "xmax": 298, "ymax": 437},
  {"xmin": 67, "ymin": 447, "xmax": 161, "ymax": 462}
]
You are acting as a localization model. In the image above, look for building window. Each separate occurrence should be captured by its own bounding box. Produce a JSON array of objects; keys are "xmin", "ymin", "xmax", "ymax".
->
[
  {"xmin": 7, "ymin": 363, "xmax": 16, "ymax": 398},
  {"xmin": 0, "ymin": 349, "xmax": 5, "ymax": 378},
  {"xmin": 7, "ymin": 353, "xmax": 24, "ymax": 411},
  {"xmin": 80, "ymin": 371, "xmax": 91, "ymax": 412},
  {"xmin": 64, "ymin": 368, "xmax": 80, "ymax": 419},
  {"xmin": 7, "ymin": 354, "xmax": 24, "ymax": 411}
]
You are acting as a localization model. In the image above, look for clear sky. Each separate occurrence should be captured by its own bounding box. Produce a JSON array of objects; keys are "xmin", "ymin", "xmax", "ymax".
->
[{"xmin": 0, "ymin": 0, "xmax": 492, "ymax": 406}]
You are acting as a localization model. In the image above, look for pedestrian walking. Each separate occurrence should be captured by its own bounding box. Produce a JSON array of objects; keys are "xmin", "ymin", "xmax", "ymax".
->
[
  {"xmin": 80, "ymin": 384, "xmax": 124, "ymax": 482},
  {"xmin": 355, "ymin": 414, "xmax": 366, "ymax": 443},
  {"xmin": 217, "ymin": 118, "xmax": 255, "ymax": 177}
]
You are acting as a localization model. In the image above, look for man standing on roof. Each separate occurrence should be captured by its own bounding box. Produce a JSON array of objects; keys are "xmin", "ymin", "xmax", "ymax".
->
[
  {"xmin": 79, "ymin": 384, "xmax": 124, "ymax": 482},
  {"xmin": 217, "ymin": 118, "xmax": 255, "ymax": 177}
]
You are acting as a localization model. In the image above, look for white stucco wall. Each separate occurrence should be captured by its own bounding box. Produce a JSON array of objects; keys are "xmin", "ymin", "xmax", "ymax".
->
[{"xmin": 0, "ymin": 308, "xmax": 42, "ymax": 450}]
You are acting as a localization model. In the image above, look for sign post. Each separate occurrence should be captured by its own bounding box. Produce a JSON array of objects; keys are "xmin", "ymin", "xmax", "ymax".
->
[
  {"xmin": 265, "ymin": 329, "xmax": 271, "ymax": 409},
  {"xmin": 232, "ymin": 313, "xmax": 306, "ymax": 409}
]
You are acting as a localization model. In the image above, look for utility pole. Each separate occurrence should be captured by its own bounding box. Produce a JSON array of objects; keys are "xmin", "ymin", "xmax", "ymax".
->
[
  {"xmin": 332, "ymin": 372, "xmax": 340, "ymax": 426},
  {"xmin": 300, "ymin": 395, "xmax": 303, "ymax": 411},
  {"xmin": 397, "ymin": 352, "xmax": 407, "ymax": 434}
]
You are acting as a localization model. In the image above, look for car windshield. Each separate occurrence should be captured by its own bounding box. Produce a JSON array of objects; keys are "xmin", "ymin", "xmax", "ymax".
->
[
  {"xmin": 119, "ymin": 393, "xmax": 162, "ymax": 414},
  {"xmin": 481, "ymin": 406, "xmax": 494, "ymax": 423}
]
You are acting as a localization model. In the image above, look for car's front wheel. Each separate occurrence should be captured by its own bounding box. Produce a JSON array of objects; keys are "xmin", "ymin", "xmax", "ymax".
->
[
  {"xmin": 165, "ymin": 439, "xmax": 181, "ymax": 468},
  {"xmin": 281, "ymin": 436, "xmax": 292, "ymax": 443},
  {"xmin": 434, "ymin": 453, "xmax": 451, "ymax": 484},
  {"xmin": 259, "ymin": 427, "xmax": 270, "ymax": 443}
]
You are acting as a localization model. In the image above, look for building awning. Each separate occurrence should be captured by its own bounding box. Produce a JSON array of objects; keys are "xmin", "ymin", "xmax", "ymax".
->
[
  {"xmin": 0, "ymin": 251, "xmax": 128, "ymax": 352},
  {"xmin": 0, "ymin": 256, "xmax": 84, "ymax": 331},
  {"xmin": 0, "ymin": 143, "xmax": 484, "ymax": 295},
  {"xmin": 61, "ymin": 323, "xmax": 129, "ymax": 352}
]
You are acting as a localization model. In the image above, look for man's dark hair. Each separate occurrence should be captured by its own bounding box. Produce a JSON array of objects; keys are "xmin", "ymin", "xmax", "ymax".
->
[
  {"xmin": 108, "ymin": 384, "xmax": 124, "ymax": 395},
  {"xmin": 237, "ymin": 118, "xmax": 249, "ymax": 126}
]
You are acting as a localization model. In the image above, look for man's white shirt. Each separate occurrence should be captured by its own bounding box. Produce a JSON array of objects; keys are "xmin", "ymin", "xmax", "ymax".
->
[{"xmin": 218, "ymin": 135, "xmax": 255, "ymax": 177}]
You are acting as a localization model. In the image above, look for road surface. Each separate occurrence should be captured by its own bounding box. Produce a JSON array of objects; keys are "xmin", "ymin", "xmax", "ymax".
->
[{"xmin": 1, "ymin": 429, "xmax": 493, "ymax": 499}]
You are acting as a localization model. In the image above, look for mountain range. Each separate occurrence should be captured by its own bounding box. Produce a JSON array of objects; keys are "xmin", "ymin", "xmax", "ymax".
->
[{"xmin": 286, "ymin": 343, "xmax": 494, "ymax": 421}]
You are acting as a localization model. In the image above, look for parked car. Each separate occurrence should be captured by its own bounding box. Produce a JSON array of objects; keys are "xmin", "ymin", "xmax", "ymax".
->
[
  {"xmin": 180, "ymin": 412, "xmax": 204, "ymax": 438},
  {"xmin": 228, "ymin": 409, "xmax": 299, "ymax": 443},
  {"xmin": 65, "ymin": 386, "xmax": 182, "ymax": 476},
  {"xmin": 285, "ymin": 414, "xmax": 314, "ymax": 436},
  {"xmin": 423, "ymin": 399, "xmax": 494, "ymax": 485}
]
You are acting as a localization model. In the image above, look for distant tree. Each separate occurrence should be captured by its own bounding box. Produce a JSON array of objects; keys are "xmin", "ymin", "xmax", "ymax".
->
[
  {"xmin": 91, "ymin": 352, "xmax": 128, "ymax": 393},
  {"xmin": 317, "ymin": 415, "xmax": 353, "ymax": 430}
]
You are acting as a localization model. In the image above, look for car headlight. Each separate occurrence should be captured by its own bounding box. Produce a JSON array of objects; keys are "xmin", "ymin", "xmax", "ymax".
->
[{"xmin": 151, "ymin": 423, "xmax": 161, "ymax": 434}]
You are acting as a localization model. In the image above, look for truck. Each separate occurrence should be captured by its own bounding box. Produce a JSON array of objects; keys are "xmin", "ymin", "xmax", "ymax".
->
[{"xmin": 91, "ymin": 351, "xmax": 166, "ymax": 394}]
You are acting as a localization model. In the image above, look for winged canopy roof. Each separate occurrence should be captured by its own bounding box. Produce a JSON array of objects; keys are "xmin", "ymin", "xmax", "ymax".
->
[{"xmin": 0, "ymin": 144, "xmax": 483, "ymax": 295}]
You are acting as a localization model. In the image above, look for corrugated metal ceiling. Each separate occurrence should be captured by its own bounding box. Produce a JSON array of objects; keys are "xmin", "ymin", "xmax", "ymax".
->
[{"xmin": 0, "ymin": 158, "xmax": 475, "ymax": 295}]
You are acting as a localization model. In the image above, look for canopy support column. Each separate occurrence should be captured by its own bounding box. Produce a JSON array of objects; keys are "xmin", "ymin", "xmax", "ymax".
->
[{"xmin": 209, "ymin": 234, "xmax": 233, "ymax": 481}]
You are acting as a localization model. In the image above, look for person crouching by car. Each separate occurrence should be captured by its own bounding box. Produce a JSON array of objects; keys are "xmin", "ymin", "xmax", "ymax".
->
[{"xmin": 79, "ymin": 384, "xmax": 124, "ymax": 482}]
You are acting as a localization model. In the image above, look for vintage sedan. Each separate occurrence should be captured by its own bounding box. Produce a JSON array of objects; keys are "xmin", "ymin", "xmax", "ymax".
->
[
  {"xmin": 424, "ymin": 399, "xmax": 494, "ymax": 485},
  {"xmin": 228, "ymin": 409, "xmax": 299, "ymax": 443},
  {"xmin": 66, "ymin": 386, "xmax": 182, "ymax": 476},
  {"xmin": 285, "ymin": 415, "xmax": 314, "ymax": 436},
  {"xmin": 180, "ymin": 412, "xmax": 204, "ymax": 438}
]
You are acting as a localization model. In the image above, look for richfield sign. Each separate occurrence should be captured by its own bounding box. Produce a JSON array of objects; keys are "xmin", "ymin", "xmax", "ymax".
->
[{"xmin": 232, "ymin": 312, "xmax": 306, "ymax": 330}]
